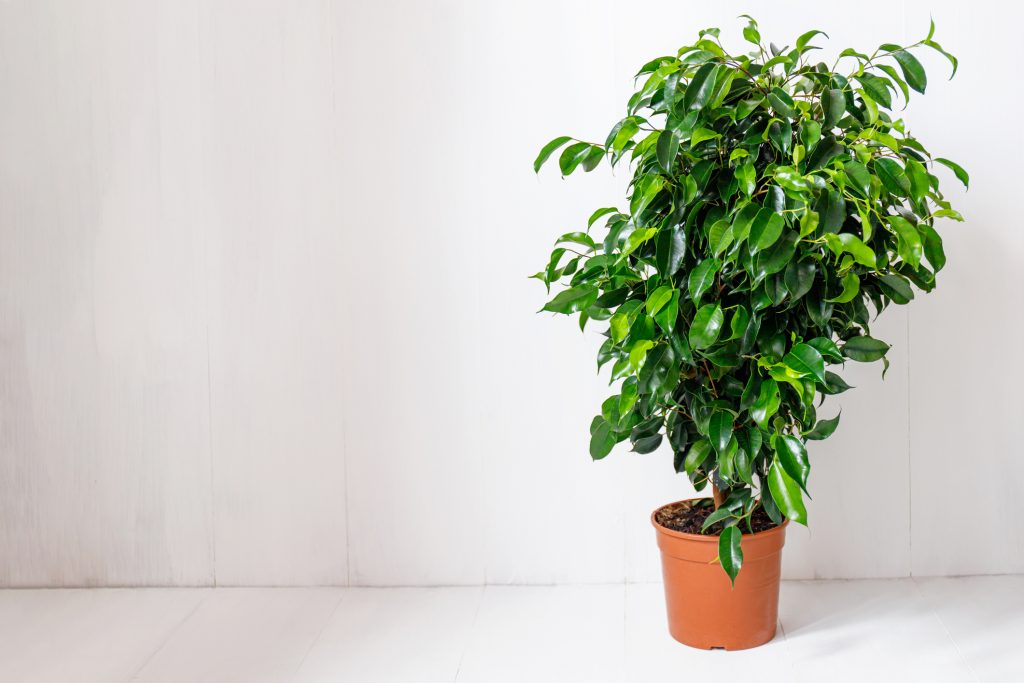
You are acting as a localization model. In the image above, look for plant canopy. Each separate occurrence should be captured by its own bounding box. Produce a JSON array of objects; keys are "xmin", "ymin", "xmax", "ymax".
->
[{"xmin": 533, "ymin": 17, "xmax": 965, "ymax": 583}]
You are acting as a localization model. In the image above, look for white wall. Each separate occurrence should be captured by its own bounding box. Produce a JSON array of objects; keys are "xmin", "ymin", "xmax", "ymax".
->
[{"xmin": 0, "ymin": 0, "xmax": 1019, "ymax": 587}]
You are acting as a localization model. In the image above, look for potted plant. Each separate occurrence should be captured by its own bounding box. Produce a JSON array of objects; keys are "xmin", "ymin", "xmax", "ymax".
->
[{"xmin": 533, "ymin": 17, "xmax": 965, "ymax": 650}]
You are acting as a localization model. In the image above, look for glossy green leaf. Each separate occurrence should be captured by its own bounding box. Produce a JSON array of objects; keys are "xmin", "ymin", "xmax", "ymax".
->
[
  {"xmin": 822, "ymin": 88, "xmax": 845, "ymax": 127},
  {"xmin": 709, "ymin": 410, "xmax": 734, "ymax": 454},
  {"xmin": 590, "ymin": 418, "xmax": 615, "ymax": 460},
  {"xmin": 827, "ymin": 272, "xmax": 860, "ymax": 303},
  {"xmin": 768, "ymin": 458, "xmax": 808, "ymax": 525},
  {"xmin": 683, "ymin": 439, "xmax": 712, "ymax": 477},
  {"xmin": 542, "ymin": 285, "xmax": 597, "ymax": 314},
  {"xmin": 688, "ymin": 258, "xmax": 721, "ymax": 304},
  {"xmin": 719, "ymin": 526, "xmax": 743, "ymax": 586},
  {"xmin": 689, "ymin": 303, "xmax": 724, "ymax": 349},
  {"xmin": 749, "ymin": 209, "xmax": 784, "ymax": 251},
  {"xmin": 889, "ymin": 216, "xmax": 923, "ymax": 269},
  {"xmin": 784, "ymin": 343, "xmax": 826, "ymax": 384},
  {"xmin": 893, "ymin": 50, "xmax": 927, "ymax": 93},
  {"xmin": 683, "ymin": 63, "xmax": 718, "ymax": 110},
  {"xmin": 843, "ymin": 335, "xmax": 890, "ymax": 361},
  {"xmin": 534, "ymin": 136, "xmax": 572, "ymax": 173},
  {"xmin": 935, "ymin": 157, "xmax": 970, "ymax": 188},
  {"xmin": 824, "ymin": 233, "xmax": 877, "ymax": 269},
  {"xmin": 805, "ymin": 412, "xmax": 841, "ymax": 440},
  {"xmin": 750, "ymin": 377, "xmax": 780, "ymax": 428},
  {"xmin": 775, "ymin": 434, "xmax": 810, "ymax": 491}
]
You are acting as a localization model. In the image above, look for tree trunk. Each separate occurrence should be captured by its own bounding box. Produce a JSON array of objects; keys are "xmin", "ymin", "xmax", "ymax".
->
[{"xmin": 712, "ymin": 484, "xmax": 726, "ymax": 510}]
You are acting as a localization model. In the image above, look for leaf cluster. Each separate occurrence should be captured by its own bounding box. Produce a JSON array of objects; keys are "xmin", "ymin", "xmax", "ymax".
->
[{"xmin": 534, "ymin": 18, "xmax": 965, "ymax": 581}]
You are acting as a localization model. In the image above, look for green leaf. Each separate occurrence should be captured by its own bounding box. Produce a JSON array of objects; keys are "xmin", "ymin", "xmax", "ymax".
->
[
  {"xmin": 905, "ymin": 159, "xmax": 929, "ymax": 204},
  {"xmin": 719, "ymin": 526, "xmax": 743, "ymax": 586},
  {"xmin": 618, "ymin": 227, "xmax": 658, "ymax": 261},
  {"xmin": 542, "ymin": 285, "xmax": 597, "ymax": 314},
  {"xmin": 749, "ymin": 209, "xmax": 784, "ymax": 251},
  {"xmin": 796, "ymin": 29, "xmax": 827, "ymax": 52},
  {"xmin": 683, "ymin": 63, "xmax": 718, "ymax": 111},
  {"xmin": 875, "ymin": 158, "xmax": 910, "ymax": 197},
  {"xmin": 755, "ymin": 231, "xmax": 799, "ymax": 279},
  {"xmin": 893, "ymin": 50, "xmax": 926, "ymax": 93},
  {"xmin": 735, "ymin": 161, "xmax": 756, "ymax": 197},
  {"xmin": 827, "ymin": 272, "xmax": 860, "ymax": 303},
  {"xmin": 889, "ymin": 216, "xmax": 923, "ymax": 269},
  {"xmin": 878, "ymin": 273, "xmax": 915, "ymax": 304},
  {"xmin": 534, "ymin": 136, "xmax": 572, "ymax": 173},
  {"xmin": 767, "ymin": 87, "xmax": 795, "ymax": 119},
  {"xmin": 919, "ymin": 224, "xmax": 946, "ymax": 272},
  {"xmin": 656, "ymin": 223, "xmax": 686, "ymax": 275},
  {"xmin": 688, "ymin": 258, "xmax": 721, "ymax": 304},
  {"xmin": 645, "ymin": 286, "xmax": 674, "ymax": 316},
  {"xmin": 768, "ymin": 458, "xmax": 808, "ymax": 525},
  {"xmin": 656, "ymin": 128, "xmax": 681, "ymax": 172},
  {"xmin": 691, "ymin": 127, "xmax": 721, "ymax": 147},
  {"xmin": 935, "ymin": 157, "xmax": 970, "ymax": 189},
  {"xmin": 709, "ymin": 410, "xmax": 734, "ymax": 454},
  {"xmin": 751, "ymin": 378, "xmax": 780, "ymax": 428},
  {"xmin": 843, "ymin": 335, "xmax": 890, "ymax": 362},
  {"xmin": 630, "ymin": 176, "xmax": 666, "ymax": 217},
  {"xmin": 843, "ymin": 161, "xmax": 872, "ymax": 197},
  {"xmin": 683, "ymin": 439, "xmax": 712, "ymax": 477},
  {"xmin": 587, "ymin": 207, "xmax": 619, "ymax": 229},
  {"xmin": 817, "ymin": 189, "xmax": 846, "ymax": 233},
  {"xmin": 806, "ymin": 138, "xmax": 845, "ymax": 171},
  {"xmin": 709, "ymin": 220, "xmax": 734, "ymax": 256},
  {"xmin": 654, "ymin": 290, "xmax": 680, "ymax": 333},
  {"xmin": 857, "ymin": 73, "xmax": 892, "ymax": 108},
  {"xmin": 784, "ymin": 343, "xmax": 826, "ymax": 384},
  {"xmin": 805, "ymin": 412, "xmax": 841, "ymax": 440},
  {"xmin": 689, "ymin": 303, "xmax": 724, "ymax": 349},
  {"xmin": 774, "ymin": 434, "xmax": 810, "ymax": 491},
  {"xmin": 822, "ymin": 89, "xmax": 845, "ymax": 127},
  {"xmin": 559, "ymin": 142, "xmax": 594, "ymax": 176},
  {"xmin": 785, "ymin": 260, "xmax": 816, "ymax": 302},
  {"xmin": 824, "ymin": 233, "xmax": 876, "ymax": 269},
  {"xmin": 589, "ymin": 418, "xmax": 615, "ymax": 460},
  {"xmin": 800, "ymin": 120, "xmax": 821, "ymax": 152}
]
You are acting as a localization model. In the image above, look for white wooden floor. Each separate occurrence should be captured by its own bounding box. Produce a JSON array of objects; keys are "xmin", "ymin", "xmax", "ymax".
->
[{"xmin": 0, "ymin": 577, "xmax": 1020, "ymax": 682}]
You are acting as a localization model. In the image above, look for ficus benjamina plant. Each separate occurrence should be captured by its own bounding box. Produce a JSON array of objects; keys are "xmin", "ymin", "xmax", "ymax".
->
[{"xmin": 533, "ymin": 16, "xmax": 966, "ymax": 583}]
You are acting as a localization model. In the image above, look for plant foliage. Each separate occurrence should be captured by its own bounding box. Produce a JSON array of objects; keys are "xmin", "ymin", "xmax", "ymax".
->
[{"xmin": 533, "ymin": 17, "xmax": 965, "ymax": 582}]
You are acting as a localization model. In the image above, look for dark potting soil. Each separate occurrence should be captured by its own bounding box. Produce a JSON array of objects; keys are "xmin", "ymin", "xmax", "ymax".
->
[{"xmin": 656, "ymin": 499, "xmax": 779, "ymax": 536}]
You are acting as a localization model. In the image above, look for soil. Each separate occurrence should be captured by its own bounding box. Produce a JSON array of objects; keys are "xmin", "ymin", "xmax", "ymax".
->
[{"xmin": 655, "ymin": 499, "xmax": 779, "ymax": 536}]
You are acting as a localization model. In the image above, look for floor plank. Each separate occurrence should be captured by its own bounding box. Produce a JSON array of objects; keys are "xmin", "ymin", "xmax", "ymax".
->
[
  {"xmin": 0, "ymin": 588, "xmax": 208, "ymax": 683},
  {"xmin": 130, "ymin": 588, "xmax": 341, "ymax": 683},
  {"xmin": 294, "ymin": 587, "xmax": 482, "ymax": 683},
  {"xmin": 454, "ymin": 585, "xmax": 625, "ymax": 683},
  {"xmin": 780, "ymin": 579, "xmax": 978, "ymax": 682},
  {"xmin": 914, "ymin": 575, "xmax": 1024, "ymax": 682}
]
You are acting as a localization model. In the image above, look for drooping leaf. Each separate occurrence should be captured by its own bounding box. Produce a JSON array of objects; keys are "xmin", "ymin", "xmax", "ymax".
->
[
  {"xmin": 719, "ymin": 526, "xmax": 743, "ymax": 586},
  {"xmin": 534, "ymin": 136, "xmax": 572, "ymax": 173},
  {"xmin": 768, "ymin": 459, "xmax": 808, "ymax": 525}
]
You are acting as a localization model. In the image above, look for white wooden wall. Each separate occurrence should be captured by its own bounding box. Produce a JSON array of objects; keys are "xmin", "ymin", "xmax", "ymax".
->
[{"xmin": 0, "ymin": 0, "xmax": 1019, "ymax": 587}]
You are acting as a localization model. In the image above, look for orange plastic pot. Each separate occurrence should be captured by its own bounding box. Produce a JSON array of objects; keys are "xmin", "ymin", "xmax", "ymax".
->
[{"xmin": 651, "ymin": 499, "xmax": 788, "ymax": 650}]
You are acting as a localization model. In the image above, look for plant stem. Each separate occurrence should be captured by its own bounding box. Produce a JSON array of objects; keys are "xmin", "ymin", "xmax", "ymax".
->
[{"xmin": 712, "ymin": 484, "xmax": 726, "ymax": 510}]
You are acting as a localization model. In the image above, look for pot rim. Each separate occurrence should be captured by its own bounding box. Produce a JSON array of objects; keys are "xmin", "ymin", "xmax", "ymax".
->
[{"xmin": 651, "ymin": 497, "xmax": 790, "ymax": 542}]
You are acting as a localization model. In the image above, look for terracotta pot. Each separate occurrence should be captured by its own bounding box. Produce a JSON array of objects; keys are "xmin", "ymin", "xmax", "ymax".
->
[{"xmin": 651, "ymin": 499, "xmax": 788, "ymax": 650}]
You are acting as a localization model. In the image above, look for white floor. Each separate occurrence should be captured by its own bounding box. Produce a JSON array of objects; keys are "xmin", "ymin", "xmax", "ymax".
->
[{"xmin": 0, "ymin": 578, "xmax": 1020, "ymax": 682}]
